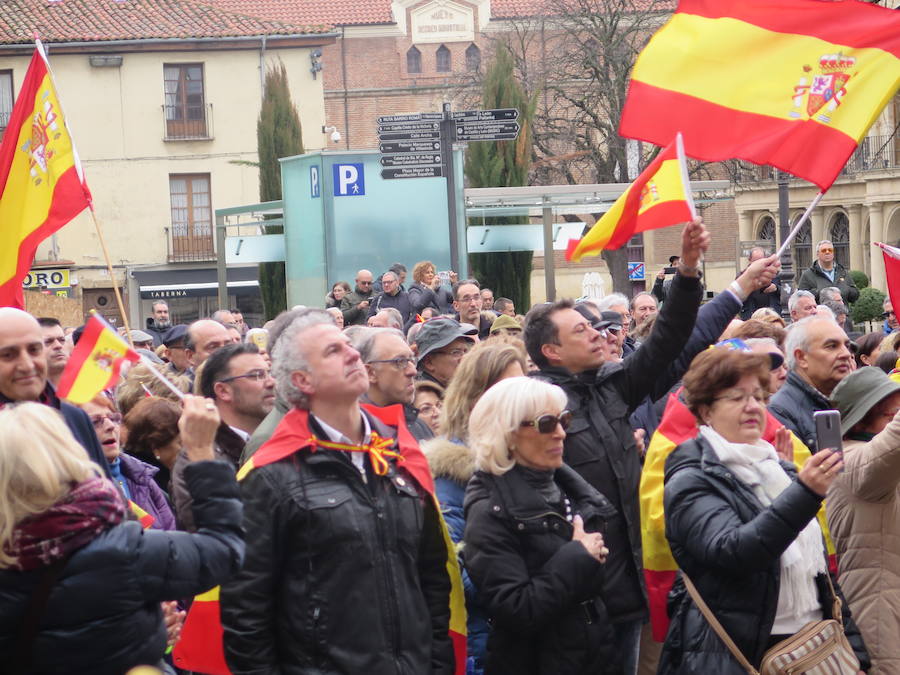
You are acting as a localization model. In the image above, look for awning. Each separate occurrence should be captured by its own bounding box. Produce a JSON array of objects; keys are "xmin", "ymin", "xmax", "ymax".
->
[{"xmin": 135, "ymin": 266, "xmax": 259, "ymax": 299}]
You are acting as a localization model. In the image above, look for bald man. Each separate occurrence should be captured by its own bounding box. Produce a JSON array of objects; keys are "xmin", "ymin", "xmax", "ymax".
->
[
  {"xmin": 0, "ymin": 308, "xmax": 109, "ymax": 475},
  {"xmin": 340, "ymin": 269, "xmax": 375, "ymax": 326},
  {"xmin": 186, "ymin": 319, "xmax": 230, "ymax": 369}
]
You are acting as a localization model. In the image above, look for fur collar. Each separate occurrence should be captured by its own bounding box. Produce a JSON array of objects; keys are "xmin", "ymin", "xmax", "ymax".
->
[{"xmin": 422, "ymin": 437, "xmax": 476, "ymax": 484}]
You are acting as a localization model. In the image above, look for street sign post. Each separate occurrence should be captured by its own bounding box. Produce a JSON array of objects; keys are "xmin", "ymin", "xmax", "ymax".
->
[
  {"xmin": 380, "ymin": 153, "xmax": 442, "ymax": 167},
  {"xmin": 380, "ymin": 166, "xmax": 444, "ymax": 179}
]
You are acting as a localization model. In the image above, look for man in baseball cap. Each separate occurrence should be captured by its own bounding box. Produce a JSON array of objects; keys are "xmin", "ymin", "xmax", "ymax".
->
[{"xmin": 413, "ymin": 318, "xmax": 477, "ymax": 388}]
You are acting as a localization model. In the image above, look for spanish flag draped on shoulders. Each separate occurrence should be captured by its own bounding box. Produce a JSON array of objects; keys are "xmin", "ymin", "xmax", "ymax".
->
[
  {"xmin": 639, "ymin": 389, "xmax": 837, "ymax": 642},
  {"xmin": 175, "ymin": 402, "xmax": 467, "ymax": 675}
]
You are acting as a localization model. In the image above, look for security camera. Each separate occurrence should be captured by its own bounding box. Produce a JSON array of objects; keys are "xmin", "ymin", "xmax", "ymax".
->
[
  {"xmin": 311, "ymin": 49, "xmax": 322, "ymax": 59},
  {"xmin": 330, "ymin": 129, "xmax": 341, "ymax": 143}
]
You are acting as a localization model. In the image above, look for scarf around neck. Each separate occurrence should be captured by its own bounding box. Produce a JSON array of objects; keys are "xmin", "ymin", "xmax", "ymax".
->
[
  {"xmin": 6, "ymin": 477, "xmax": 126, "ymax": 571},
  {"xmin": 699, "ymin": 426, "xmax": 826, "ymax": 623}
]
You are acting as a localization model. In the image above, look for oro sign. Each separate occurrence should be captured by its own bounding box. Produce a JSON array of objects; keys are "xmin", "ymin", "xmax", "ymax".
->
[{"xmin": 23, "ymin": 268, "xmax": 71, "ymax": 289}]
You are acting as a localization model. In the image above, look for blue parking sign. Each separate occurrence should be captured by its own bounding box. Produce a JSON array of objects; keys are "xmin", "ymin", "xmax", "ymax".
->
[{"xmin": 333, "ymin": 163, "xmax": 365, "ymax": 197}]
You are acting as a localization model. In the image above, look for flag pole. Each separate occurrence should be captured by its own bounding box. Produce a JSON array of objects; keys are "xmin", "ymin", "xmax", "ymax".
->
[
  {"xmin": 139, "ymin": 355, "xmax": 186, "ymax": 401},
  {"xmin": 775, "ymin": 191, "xmax": 825, "ymax": 258},
  {"xmin": 87, "ymin": 206, "xmax": 134, "ymax": 347}
]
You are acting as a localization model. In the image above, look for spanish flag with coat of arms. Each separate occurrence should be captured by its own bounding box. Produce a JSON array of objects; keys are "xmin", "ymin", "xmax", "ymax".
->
[
  {"xmin": 565, "ymin": 133, "xmax": 695, "ymax": 263},
  {"xmin": 0, "ymin": 41, "xmax": 91, "ymax": 309}
]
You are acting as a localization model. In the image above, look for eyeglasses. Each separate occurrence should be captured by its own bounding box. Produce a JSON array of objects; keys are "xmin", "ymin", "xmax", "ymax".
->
[
  {"xmin": 520, "ymin": 410, "xmax": 573, "ymax": 434},
  {"xmin": 434, "ymin": 348, "xmax": 469, "ymax": 359},
  {"xmin": 219, "ymin": 368, "xmax": 271, "ymax": 383},
  {"xmin": 457, "ymin": 295, "xmax": 481, "ymax": 304},
  {"xmin": 358, "ymin": 281, "xmax": 373, "ymax": 286},
  {"xmin": 418, "ymin": 401, "xmax": 442, "ymax": 415},
  {"xmin": 819, "ymin": 248, "xmax": 834, "ymax": 254},
  {"xmin": 367, "ymin": 356, "xmax": 416, "ymax": 370},
  {"xmin": 90, "ymin": 412, "xmax": 122, "ymax": 428},
  {"xmin": 883, "ymin": 311, "xmax": 896, "ymax": 319},
  {"xmin": 713, "ymin": 389, "xmax": 768, "ymax": 406}
]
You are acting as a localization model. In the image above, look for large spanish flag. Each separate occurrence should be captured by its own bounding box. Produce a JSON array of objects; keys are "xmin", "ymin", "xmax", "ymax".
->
[
  {"xmin": 56, "ymin": 314, "xmax": 140, "ymax": 404},
  {"xmin": 565, "ymin": 133, "xmax": 694, "ymax": 262},
  {"xmin": 0, "ymin": 41, "xmax": 91, "ymax": 308},
  {"xmin": 639, "ymin": 390, "xmax": 836, "ymax": 641},
  {"xmin": 620, "ymin": 0, "xmax": 900, "ymax": 191},
  {"xmin": 175, "ymin": 404, "xmax": 467, "ymax": 675}
]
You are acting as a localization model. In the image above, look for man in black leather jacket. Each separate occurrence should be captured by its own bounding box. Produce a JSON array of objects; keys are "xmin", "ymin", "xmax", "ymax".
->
[
  {"xmin": 221, "ymin": 309, "xmax": 455, "ymax": 674},
  {"xmin": 524, "ymin": 219, "xmax": 709, "ymax": 674}
]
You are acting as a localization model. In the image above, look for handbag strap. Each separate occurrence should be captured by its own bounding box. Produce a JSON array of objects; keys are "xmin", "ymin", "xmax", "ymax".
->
[
  {"xmin": 823, "ymin": 571, "xmax": 843, "ymax": 622},
  {"xmin": 682, "ymin": 574, "xmax": 760, "ymax": 675}
]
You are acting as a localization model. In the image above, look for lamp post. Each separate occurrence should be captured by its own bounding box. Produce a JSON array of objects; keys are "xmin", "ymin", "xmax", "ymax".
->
[{"xmin": 776, "ymin": 169, "xmax": 794, "ymax": 320}]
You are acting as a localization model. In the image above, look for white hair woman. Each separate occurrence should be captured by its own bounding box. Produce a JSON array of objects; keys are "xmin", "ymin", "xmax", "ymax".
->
[
  {"xmin": 462, "ymin": 376, "xmax": 622, "ymax": 674},
  {"xmin": 0, "ymin": 397, "xmax": 243, "ymax": 674}
]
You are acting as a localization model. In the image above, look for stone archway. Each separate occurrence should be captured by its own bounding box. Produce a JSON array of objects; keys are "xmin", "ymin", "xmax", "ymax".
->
[{"xmin": 827, "ymin": 211, "xmax": 850, "ymax": 270}]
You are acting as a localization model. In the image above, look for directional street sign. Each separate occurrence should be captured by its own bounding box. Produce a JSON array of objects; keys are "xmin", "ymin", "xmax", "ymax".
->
[
  {"xmin": 380, "ymin": 153, "xmax": 443, "ymax": 167},
  {"xmin": 377, "ymin": 130, "xmax": 442, "ymax": 141},
  {"xmin": 377, "ymin": 122, "xmax": 440, "ymax": 134},
  {"xmin": 456, "ymin": 121, "xmax": 520, "ymax": 135},
  {"xmin": 452, "ymin": 108, "xmax": 519, "ymax": 122},
  {"xmin": 381, "ymin": 166, "xmax": 443, "ymax": 179},
  {"xmin": 380, "ymin": 140, "xmax": 442, "ymax": 154},
  {"xmin": 456, "ymin": 131, "xmax": 519, "ymax": 141},
  {"xmin": 377, "ymin": 112, "xmax": 443, "ymax": 123}
]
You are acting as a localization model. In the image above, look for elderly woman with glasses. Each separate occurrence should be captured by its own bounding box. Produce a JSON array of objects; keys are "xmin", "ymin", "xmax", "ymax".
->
[
  {"xmin": 80, "ymin": 395, "xmax": 176, "ymax": 531},
  {"xmin": 658, "ymin": 347, "xmax": 868, "ymax": 674},
  {"xmin": 463, "ymin": 377, "xmax": 622, "ymax": 674}
]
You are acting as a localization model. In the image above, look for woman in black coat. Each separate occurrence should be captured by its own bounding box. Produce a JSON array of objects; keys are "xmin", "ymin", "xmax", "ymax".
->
[
  {"xmin": 0, "ymin": 396, "xmax": 244, "ymax": 675},
  {"xmin": 463, "ymin": 376, "xmax": 622, "ymax": 674},
  {"xmin": 659, "ymin": 346, "xmax": 868, "ymax": 674},
  {"xmin": 408, "ymin": 260, "xmax": 442, "ymax": 316}
]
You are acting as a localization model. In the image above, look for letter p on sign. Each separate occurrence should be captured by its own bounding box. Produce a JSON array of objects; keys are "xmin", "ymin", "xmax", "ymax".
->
[{"xmin": 333, "ymin": 163, "xmax": 365, "ymax": 197}]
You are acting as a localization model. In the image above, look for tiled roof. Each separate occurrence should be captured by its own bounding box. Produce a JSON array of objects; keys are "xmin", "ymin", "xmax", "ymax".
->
[
  {"xmin": 0, "ymin": 0, "xmax": 329, "ymax": 45},
  {"xmin": 200, "ymin": 0, "xmax": 394, "ymax": 27}
]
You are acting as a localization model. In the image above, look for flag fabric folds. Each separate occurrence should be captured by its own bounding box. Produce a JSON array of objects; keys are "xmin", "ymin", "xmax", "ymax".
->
[
  {"xmin": 56, "ymin": 314, "xmax": 140, "ymax": 404},
  {"xmin": 639, "ymin": 389, "xmax": 836, "ymax": 642},
  {"xmin": 619, "ymin": 0, "xmax": 900, "ymax": 191},
  {"xmin": 565, "ymin": 133, "xmax": 694, "ymax": 263},
  {"xmin": 0, "ymin": 41, "xmax": 91, "ymax": 308},
  {"xmin": 876, "ymin": 242, "xmax": 900, "ymax": 316},
  {"xmin": 175, "ymin": 403, "xmax": 468, "ymax": 675}
]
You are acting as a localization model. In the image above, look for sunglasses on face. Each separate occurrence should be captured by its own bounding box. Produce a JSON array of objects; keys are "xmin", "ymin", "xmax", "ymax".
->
[
  {"xmin": 883, "ymin": 311, "xmax": 896, "ymax": 319},
  {"xmin": 819, "ymin": 248, "xmax": 834, "ymax": 254},
  {"xmin": 520, "ymin": 410, "xmax": 573, "ymax": 434}
]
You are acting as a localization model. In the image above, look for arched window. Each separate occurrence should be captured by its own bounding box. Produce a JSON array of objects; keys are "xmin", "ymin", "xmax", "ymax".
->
[
  {"xmin": 407, "ymin": 46, "xmax": 421, "ymax": 74},
  {"xmin": 830, "ymin": 212, "xmax": 850, "ymax": 269},
  {"xmin": 436, "ymin": 45, "xmax": 451, "ymax": 73},
  {"xmin": 793, "ymin": 215, "xmax": 812, "ymax": 271},
  {"xmin": 758, "ymin": 216, "xmax": 775, "ymax": 246},
  {"xmin": 465, "ymin": 44, "xmax": 481, "ymax": 72}
]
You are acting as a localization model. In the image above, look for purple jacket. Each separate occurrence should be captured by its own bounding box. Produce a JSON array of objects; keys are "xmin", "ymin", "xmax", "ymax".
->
[{"xmin": 119, "ymin": 453, "xmax": 177, "ymax": 531}]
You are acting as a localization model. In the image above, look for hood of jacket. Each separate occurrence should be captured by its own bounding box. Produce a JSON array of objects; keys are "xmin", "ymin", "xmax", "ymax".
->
[{"xmin": 422, "ymin": 437, "xmax": 475, "ymax": 484}]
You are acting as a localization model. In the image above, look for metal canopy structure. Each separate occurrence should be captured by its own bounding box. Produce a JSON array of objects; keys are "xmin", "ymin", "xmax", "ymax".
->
[{"xmin": 462, "ymin": 180, "xmax": 731, "ymax": 301}]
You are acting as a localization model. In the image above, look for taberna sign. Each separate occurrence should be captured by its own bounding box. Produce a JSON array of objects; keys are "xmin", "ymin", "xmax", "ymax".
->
[{"xmin": 23, "ymin": 268, "xmax": 71, "ymax": 289}]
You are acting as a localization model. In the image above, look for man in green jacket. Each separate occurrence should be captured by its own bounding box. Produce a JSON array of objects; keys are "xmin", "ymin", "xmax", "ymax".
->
[{"xmin": 798, "ymin": 239, "xmax": 859, "ymax": 306}]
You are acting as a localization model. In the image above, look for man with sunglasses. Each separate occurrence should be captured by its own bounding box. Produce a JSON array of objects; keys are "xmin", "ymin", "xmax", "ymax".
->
[
  {"xmin": 341, "ymin": 269, "xmax": 376, "ymax": 326},
  {"xmin": 357, "ymin": 327, "xmax": 434, "ymax": 442},
  {"xmin": 883, "ymin": 297, "xmax": 897, "ymax": 334},
  {"xmin": 523, "ymin": 219, "xmax": 710, "ymax": 674},
  {"xmin": 798, "ymin": 239, "xmax": 859, "ymax": 306},
  {"xmin": 171, "ymin": 342, "xmax": 275, "ymax": 530}
]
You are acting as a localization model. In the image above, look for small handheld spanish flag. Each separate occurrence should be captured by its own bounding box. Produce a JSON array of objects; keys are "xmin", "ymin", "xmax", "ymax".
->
[
  {"xmin": 56, "ymin": 313, "xmax": 140, "ymax": 404},
  {"xmin": 565, "ymin": 133, "xmax": 695, "ymax": 262}
]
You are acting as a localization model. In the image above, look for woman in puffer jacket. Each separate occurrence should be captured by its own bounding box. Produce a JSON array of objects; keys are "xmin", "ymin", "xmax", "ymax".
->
[{"xmin": 0, "ymin": 396, "xmax": 244, "ymax": 674}]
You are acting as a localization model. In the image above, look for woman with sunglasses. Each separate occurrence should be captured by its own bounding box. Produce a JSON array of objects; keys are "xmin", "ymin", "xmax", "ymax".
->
[
  {"xmin": 463, "ymin": 377, "xmax": 622, "ymax": 674},
  {"xmin": 658, "ymin": 348, "xmax": 868, "ymax": 674},
  {"xmin": 81, "ymin": 395, "xmax": 176, "ymax": 531}
]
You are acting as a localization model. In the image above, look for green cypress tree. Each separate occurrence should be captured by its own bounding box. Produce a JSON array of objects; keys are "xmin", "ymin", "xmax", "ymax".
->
[
  {"xmin": 257, "ymin": 62, "xmax": 303, "ymax": 319},
  {"xmin": 465, "ymin": 42, "xmax": 536, "ymax": 311}
]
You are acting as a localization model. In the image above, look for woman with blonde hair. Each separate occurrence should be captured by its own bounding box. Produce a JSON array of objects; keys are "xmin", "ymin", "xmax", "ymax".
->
[
  {"xmin": 750, "ymin": 306, "xmax": 787, "ymax": 328},
  {"xmin": 463, "ymin": 377, "xmax": 620, "ymax": 674},
  {"xmin": 408, "ymin": 260, "xmax": 441, "ymax": 316},
  {"xmin": 422, "ymin": 339, "xmax": 527, "ymax": 673},
  {"xmin": 0, "ymin": 397, "xmax": 243, "ymax": 674}
]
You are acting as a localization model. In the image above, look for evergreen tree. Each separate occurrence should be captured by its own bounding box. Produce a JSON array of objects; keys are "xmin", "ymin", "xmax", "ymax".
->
[
  {"xmin": 257, "ymin": 62, "xmax": 303, "ymax": 319},
  {"xmin": 465, "ymin": 42, "xmax": 536, "ymax": 311}
]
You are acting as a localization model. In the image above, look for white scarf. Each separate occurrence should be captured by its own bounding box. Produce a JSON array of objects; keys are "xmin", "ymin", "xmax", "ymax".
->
[{"xmin": 699, "ymin": 426, "xmax": 827, "ymax": 624}]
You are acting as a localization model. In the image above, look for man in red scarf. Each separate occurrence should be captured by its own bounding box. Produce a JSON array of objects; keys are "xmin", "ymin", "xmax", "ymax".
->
[{"xmin": 220, "ymin": 309, "xmax": 458, "ymax": 674}]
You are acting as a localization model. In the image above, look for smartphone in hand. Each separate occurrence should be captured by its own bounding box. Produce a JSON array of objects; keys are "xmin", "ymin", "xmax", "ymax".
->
[{"xmin": 813, "ymin": 410, "xmax": 843, "ymax": 464}]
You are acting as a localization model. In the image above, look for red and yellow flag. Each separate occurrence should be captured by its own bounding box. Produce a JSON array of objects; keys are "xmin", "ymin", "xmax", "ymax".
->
[
  {"xmin": 129, "ymin": 500, "xmax": 155, "ymax": 529},
  {"xmin": 175, "ymin": 404, "xmax": 467, "ymax": 675},
  {"xmin": 639, "ymin": 390, "xmax": 836, "ymax": 642},
  {"xmin": 56, "ymin": 314, "xmax": 140, "ymax": 404},
  {"xmin": 620, "ymin": 0, "xmax": 900, "ymax": 191},
  {"xmin": 565, "ymin": 133, "xmax": 694, "ymax": 262},
  {"xmin": 0, "ymin": 41, "xmax": 91, "ymax": 308}
]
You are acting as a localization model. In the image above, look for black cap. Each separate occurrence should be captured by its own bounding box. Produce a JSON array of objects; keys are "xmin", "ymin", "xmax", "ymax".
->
[
  {"xmin": 162, "ymin": 324, "xmax": 189, "ymax": 346},
  {"xmin": 596, "ymin": 311, "xmax": 623, "ymax": 331}
]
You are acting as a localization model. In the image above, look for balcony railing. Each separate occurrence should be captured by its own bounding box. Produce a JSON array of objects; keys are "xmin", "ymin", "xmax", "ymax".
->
[
  {"xmin": 163, "ymin": 103, "xmax": 213, "ymax": 141},
  {"xmin": 165, "ymin": 226, "xmax": 216, "ymax": 262},
  {"xmin": 735, "ymin": 134, "xmax": 900, "ymax": 185}
]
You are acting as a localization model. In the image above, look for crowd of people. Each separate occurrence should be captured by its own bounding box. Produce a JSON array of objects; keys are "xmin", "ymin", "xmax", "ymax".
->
[{"xmin": 4, "ymin": 220, "xmax": 900, "ymax": 673}]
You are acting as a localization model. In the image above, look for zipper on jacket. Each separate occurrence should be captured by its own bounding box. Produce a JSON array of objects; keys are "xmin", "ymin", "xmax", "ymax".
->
[{"xmin": 312, "ymin": 606, "xmax": 321, "ymax": 666}]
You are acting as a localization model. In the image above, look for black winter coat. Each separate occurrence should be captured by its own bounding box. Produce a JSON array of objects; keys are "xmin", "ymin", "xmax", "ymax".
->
[
  {"xmin": 463, "ymin": 464, "xmax": 622, "ymax": 675},
  {"xmin": 769, "ymin": 370, "xmax": 831, "ymax": 453},
  {"xmin": 658, "ymin": 436, "xmax": 869, "ymax": 674},
  {"xmin": 797, "ymin": 261, "xmax": 859, "ymax": 305},
  {"xmin": 368, "ymin": 289, "xmax": 414, "ymax": 326},
  {"xmin": 0, "ymin": 462, "xmax": 244, "ymax": 674},
  {"xmin": 408, "ymin": 282, "xmax": 441, "ymax": 315},
  {"xmin": 220, "ymin": 411, "xmax": 455, "ymax": 675},
  {"xmin": 534, "ymin": 271, "xmax": 701, "ymax": 624}
]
